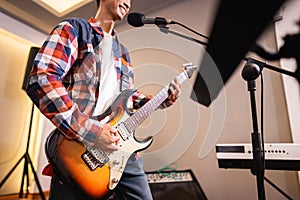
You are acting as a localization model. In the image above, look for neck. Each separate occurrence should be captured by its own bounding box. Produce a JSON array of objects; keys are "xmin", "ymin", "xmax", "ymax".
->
[{"xmin": 94, "ymin": 7, "xmax": 115, "ymax": 35}]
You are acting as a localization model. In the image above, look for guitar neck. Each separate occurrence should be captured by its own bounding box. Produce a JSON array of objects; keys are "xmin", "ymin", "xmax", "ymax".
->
[{"xmin": 124, "ymin": 69, "xmax": 191, "ymax": 132}]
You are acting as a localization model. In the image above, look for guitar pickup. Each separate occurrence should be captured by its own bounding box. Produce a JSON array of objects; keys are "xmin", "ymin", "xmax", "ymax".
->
[
  {"xmin": 116, "ymin": 122, "xmax": 130, "ymax": 140},
  {"xmin": 81, "ymin": 148, "xmax": 109, "ymax": 171}
]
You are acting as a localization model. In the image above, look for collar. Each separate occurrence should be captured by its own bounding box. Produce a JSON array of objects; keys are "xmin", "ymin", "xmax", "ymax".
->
[
  {"xmin": 89, "ymin": 18, "xmax": 121, "ymax": 58},
  {"xmin": 88, "ymin": 18, "xmax": 117, "ymax": 37}
]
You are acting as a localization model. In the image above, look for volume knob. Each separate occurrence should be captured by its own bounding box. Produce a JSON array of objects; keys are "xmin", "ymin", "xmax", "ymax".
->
[{"xmin": 113, "ymin": 160, "xmax": 120, "ymax": 165}]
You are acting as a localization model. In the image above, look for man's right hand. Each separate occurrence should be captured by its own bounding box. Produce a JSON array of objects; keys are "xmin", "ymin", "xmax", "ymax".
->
[{"xmin": 94, "ymin": 124, "xmax": 120, "ymax": 152}]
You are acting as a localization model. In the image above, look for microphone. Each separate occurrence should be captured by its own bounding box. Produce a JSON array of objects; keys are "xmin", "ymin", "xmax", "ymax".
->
[{"xmin": 127, "ymin": 12, "xmax": 175, "ymax": 27}]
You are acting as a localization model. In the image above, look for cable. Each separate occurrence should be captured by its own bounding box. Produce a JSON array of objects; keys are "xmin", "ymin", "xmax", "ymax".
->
[
  {"xmin": 260, "ymin": 71, "xmax": 265, "ymax": 177},
  {"xmin": 173, "ymin": 21, "xmax": 209, "ymax": 40},
  {"xmin": 157, "ymin": 162, "xmax": 178, "ymax": 172},
  {"xmin": 157, "ymin": 163, "xmax": 182, "ymax": 180}
]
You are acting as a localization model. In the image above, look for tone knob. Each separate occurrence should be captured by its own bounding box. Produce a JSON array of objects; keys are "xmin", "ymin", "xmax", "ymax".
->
[{"xmin": 112, "ymin": 178, "xmax": 119, "ymax": 183}]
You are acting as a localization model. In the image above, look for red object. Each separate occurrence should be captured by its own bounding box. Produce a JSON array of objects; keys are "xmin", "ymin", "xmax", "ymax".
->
[{"xmin": 42, "ymin": 163, "xmax": 54, "ymax": 176}]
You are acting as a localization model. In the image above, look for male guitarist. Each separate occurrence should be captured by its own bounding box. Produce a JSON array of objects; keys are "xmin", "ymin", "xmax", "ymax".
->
[{"xmin": 26, "ymin": 0, "xmax": 181, "ymax": 199}]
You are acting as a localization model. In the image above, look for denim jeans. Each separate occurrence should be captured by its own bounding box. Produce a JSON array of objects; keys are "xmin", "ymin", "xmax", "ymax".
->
[{"xmin": 49, "ymin": 154, "xmax": 153, "ymax": 200}]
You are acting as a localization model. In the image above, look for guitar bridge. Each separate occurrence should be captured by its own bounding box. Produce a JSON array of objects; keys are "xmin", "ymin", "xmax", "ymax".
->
[{"xmin": 81, "ymin": 147, "xmax": 109, "ymax": 171}]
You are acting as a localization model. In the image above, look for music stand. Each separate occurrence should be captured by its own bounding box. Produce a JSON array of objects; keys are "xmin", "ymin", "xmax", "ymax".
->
[
  {"xmin": 0, "ymin": 47, "xmax": 45, "ymax": 200},
  {"xmin": 190, "ymin": 0, "xmax": 286, "ymax": 107}
]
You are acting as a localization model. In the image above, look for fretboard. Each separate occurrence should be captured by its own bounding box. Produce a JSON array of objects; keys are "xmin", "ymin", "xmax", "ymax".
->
[{"xmin": 123, "ymin": 69, "xmax": 191, "ymax": 133}]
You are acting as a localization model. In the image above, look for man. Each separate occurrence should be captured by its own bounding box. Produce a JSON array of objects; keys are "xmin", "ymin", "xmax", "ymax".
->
[{"xmin": 26, "ymin": 0, "xmax": 180, "ymax": 199}]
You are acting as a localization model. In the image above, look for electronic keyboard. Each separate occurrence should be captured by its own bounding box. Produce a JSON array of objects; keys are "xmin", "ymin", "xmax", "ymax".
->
[{"xmin": 216, "ymin": 143, "xmax": 300, "ymax": 171}]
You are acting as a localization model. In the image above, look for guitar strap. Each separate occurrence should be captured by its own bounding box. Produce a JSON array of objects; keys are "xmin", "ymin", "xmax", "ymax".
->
[
  {"xmin": 120, "ymin": 65, "xmax": 130, "ymax": 92},
  {"xmin": 119, "ymin": 45, "xmax": 130, "ymax": 92}
]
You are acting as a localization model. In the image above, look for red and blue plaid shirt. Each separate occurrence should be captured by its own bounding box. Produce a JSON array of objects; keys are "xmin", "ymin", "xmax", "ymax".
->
[{"xmin": 26, "ymin": 17, "xmax": 152, "ymax": 145}]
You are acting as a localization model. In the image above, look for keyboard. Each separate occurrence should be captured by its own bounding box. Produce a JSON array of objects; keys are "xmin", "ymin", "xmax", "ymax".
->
[{"xmin": 216, "ymin": 143, "xmax": 300, "ymax": 171}]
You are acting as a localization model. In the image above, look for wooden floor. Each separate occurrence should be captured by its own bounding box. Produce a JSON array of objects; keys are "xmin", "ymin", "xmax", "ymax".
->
[{"xmin": 0, "ymin": 192, "xmax": 49, "ymax": 200}]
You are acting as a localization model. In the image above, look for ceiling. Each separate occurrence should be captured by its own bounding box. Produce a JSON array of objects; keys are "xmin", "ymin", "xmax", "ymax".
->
[{"xmin": 0, "ymin": 0, "xmax": 181, "ymax": 34}]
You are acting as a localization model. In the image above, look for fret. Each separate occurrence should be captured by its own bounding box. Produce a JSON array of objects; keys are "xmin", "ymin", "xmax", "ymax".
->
[
  {"xmin": 126, "ymin": 117, "xmax": 134, "ymax": 133},
  {"xmin": 123, "ymin": 120, "xmax": 132, "ymax": 133}
]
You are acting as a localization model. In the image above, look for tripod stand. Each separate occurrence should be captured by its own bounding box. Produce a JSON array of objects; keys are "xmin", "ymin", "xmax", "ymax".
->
[{"xmin": 0, "ymin": 103, "xmax": 46, "ymax": 200}]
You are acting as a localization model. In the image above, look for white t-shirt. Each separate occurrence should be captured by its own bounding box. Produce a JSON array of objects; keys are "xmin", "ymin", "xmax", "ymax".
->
[{"xmin": 93, "ymin": 32, "xmax": 118, "ymax": 116}]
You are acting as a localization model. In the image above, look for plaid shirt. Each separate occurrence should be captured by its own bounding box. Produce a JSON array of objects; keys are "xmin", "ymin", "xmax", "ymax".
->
[{"xmin": 26, "ymin": 17, "xmax": 152, "ymax": 145}]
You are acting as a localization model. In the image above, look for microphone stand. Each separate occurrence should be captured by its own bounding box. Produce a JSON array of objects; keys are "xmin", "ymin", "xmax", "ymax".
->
[
  {"xmin": 158, "ymin": 25, "xmax": 208, "ymax": 46},
  {"xmin": 242, "ymin": 57, "xmax": 299, "ymax": 81},
  {"xmin": 241, "ymin": 57, "xmax": 297, "ymax": 200},
  {"xmin": 242, "ymin": 59, "xmax": 266, "ymax": 200}
]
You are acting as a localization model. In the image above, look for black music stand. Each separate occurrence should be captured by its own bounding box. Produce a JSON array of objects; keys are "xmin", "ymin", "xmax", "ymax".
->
[
  {"xmin": 191, "ymin": 0, "xmax": 286, "ymax": 107},
  {"xmin": 0, "ymin": 47, "xmax": 45, "ymax": 200}
]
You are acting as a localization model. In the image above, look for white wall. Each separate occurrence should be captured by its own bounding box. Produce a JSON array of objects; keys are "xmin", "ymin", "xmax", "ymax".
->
[{"xmin": 0, "ymin": 11, "xmax": 51, "ymax": 195}]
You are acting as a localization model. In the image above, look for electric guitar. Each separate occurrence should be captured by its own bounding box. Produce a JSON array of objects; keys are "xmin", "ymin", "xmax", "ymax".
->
[{"xmin": 45, "ymin": 63, "xmax": 196, "ymax": 199}]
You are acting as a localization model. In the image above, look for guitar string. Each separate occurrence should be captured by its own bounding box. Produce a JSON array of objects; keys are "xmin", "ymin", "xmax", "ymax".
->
[{"xmin": 123, "ymin": 69, "xmax": 190, "ymax": 135}]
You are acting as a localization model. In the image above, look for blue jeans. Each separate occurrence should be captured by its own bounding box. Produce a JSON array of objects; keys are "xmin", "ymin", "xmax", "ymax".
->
[{"xmin": 49, "ymin": 154, "xmax": 153, "ymax": 200}]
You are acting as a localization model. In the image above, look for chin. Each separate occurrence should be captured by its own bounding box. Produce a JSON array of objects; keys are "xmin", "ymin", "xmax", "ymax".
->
[{"xmin": 117, "ymin": 10, "xmax": 126, "ymax": 20}]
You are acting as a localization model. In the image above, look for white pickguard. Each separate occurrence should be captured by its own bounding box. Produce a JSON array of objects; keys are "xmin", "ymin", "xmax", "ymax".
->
[{"xmin": 108, "ymin": 113, "xmax": 153, "ymax": 189}]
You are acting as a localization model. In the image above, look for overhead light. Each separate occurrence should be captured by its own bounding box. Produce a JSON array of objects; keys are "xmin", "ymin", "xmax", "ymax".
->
[{"xmin": 33, "ymin": 0, "xmax": 93, "ymax": 17}]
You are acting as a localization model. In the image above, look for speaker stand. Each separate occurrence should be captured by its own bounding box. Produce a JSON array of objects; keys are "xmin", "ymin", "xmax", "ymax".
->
[{"xmin": 0, "ymin": 103, "xmax": 46, "ymax": 200}]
